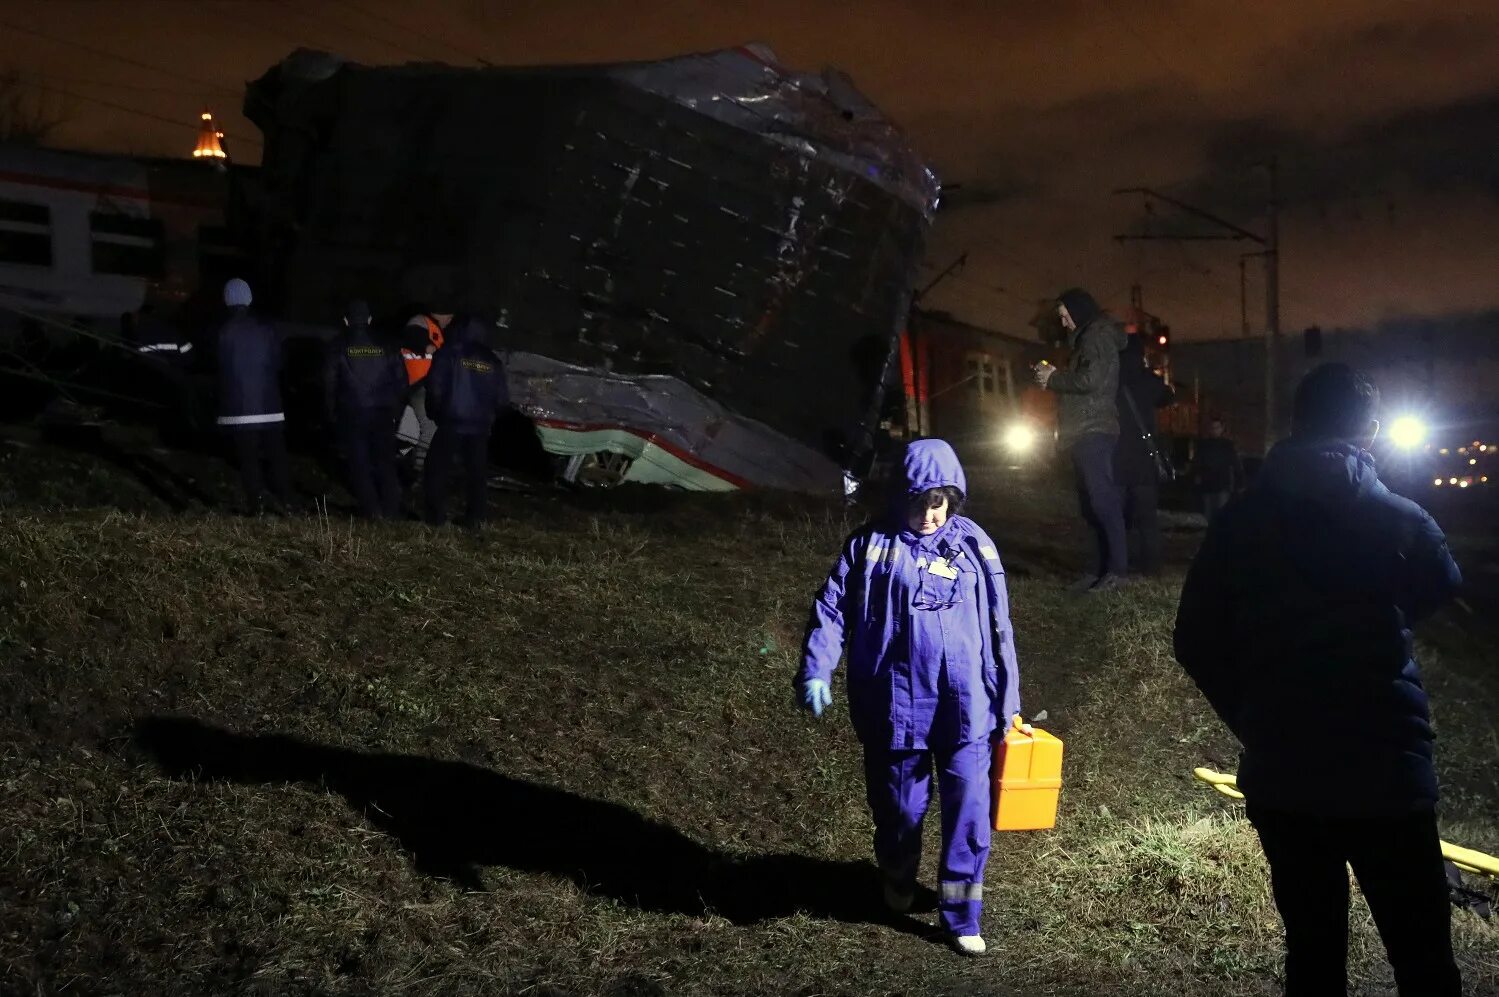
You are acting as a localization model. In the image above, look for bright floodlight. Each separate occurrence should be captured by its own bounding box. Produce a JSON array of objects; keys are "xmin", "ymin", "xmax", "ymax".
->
[
  {"xmin": 1004, "ymin": 422, "xmax": 1037, "ymax": 453},
  {"xmin": 1388, "ymin": 415, "xmax": 1426, "ymax": 450}
]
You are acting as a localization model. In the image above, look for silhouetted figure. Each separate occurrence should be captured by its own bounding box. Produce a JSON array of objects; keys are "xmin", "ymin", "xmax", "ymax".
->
[
  {"xmin": 1193, "ymin": 417, "xmax": 1243, "ymax": 523},
  {"xmin": 1114, "ymin": 334, "xmax": 1175, "ymax": 575},
  {"xmin": 398, "ymin": 309, "xmax": 450, "ymax": 473},
  {"xmin": 1175, "ymin": 363, "xmax": 1463, "ymax": 997},
  {"xmin": 1034, "ymin": 287, "xmax": 1129, "ymax": 593},
  {"xmin": 323, "ymin": 299, "xmax": 408, "ymax": 519},
  {"xmin": 422, "ymin": 315, "xmax": 507, "ymax": 528},
  {"xmin": 213, "ymin": 278, "xmax": 291, "ymax": 515}
]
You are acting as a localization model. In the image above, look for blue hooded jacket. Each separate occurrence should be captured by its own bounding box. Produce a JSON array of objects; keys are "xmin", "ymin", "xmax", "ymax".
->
[
  {"xmin": 799, "ymin": 440, "xmax": 1022, "ymax": 749},
  {"xmin": 425, "ymin": 316, "xmax": 508, "ymax": 434},
  {"xmin": 1174, "ymin": 437, "xmax": 1461, "ymax": 816}
]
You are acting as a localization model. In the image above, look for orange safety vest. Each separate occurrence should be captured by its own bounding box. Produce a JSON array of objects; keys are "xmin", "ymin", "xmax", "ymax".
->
[{"xmin": 402, "ymin": 316, "xmax": 445, "ymax": 385}]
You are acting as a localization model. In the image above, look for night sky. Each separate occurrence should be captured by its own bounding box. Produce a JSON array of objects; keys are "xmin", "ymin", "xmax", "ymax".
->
[{"xmin": 5, "ymin": 0, "xmax": 1499, "ymax": 340}]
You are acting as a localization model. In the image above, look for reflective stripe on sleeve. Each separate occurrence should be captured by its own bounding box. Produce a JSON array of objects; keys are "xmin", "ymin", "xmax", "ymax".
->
[{"xmin": 217, "ymin": 412, "xmax": 285, "ymax": 426}]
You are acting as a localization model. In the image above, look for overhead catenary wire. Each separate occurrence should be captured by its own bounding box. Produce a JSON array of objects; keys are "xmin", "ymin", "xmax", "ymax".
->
[
  {"xmin": 917, "ymin": 263, "xmax": 1044, "ymax": 308},
  {"xmin": 324, "ymin": 0, "xmax": 490, "ymax": 65},
  {"xmin": 182, "ymin": 3, "xmax": 328, "ymax": 54},
  {"xmin": 0, "ymin": 18, "xmax": 242, "ymax": 99},
  {"xmin": 269, "ymin": 0, "xmax": 450, "ymax": 64},
  {"xmin": 21, "ymin": 73, "xmax": 210, "ymax": 96},
  {"xmin": 19, "ymin": 80, "xmax": 262, "ymax": 147}
]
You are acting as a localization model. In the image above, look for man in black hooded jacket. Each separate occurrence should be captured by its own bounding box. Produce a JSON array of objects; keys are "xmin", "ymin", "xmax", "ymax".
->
[
  {"xmin": 1035, "ymin": 287, "xmax": 1130, "ymax": 592},
  {"xmin": 1175, "ymin": 363, "xmax": 1463, "ymax": 996}
]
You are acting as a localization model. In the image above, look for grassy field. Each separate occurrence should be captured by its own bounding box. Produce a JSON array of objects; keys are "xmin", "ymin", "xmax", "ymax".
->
[{"xmin": 2, "ymin": 425, "xmax": 1497, "ymax": 995}]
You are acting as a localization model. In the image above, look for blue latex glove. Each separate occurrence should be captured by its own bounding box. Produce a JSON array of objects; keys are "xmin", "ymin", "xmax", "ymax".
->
[{"xmin": 801, "ymin": 679, "xmax": 832, "ymax": 718}]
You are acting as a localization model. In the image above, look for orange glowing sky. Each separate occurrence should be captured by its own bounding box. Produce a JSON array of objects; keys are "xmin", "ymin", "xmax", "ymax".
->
[{"xmin": 6, "ymin": 0, "xmax": 1499, "ymax": 339}]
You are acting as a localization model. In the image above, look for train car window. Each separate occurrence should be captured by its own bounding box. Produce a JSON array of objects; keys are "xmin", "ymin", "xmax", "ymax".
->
[
  {"xmin": 90, "ymin": 212, "xmax": 165, "ymax": 278},
  {"xmin": 0, "ymin": 199, "xmax": 53, "ymax": 267}
]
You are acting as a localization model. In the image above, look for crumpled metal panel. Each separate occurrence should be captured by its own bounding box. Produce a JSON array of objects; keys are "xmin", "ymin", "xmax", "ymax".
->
[
  {"xmin": 506, "ymin": 350, "xmax": 840, "ymax": 493},
  {"xmin": 607, "ymin": 45, "xmax": 939, "ymax": 222},
  {"xmin": 244, "ymin": 46, "xmax": 933, "ymax": 485}
]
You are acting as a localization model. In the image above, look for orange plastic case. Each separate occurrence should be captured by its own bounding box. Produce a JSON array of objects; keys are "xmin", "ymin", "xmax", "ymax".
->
[{"xmin": 992, "ymin": 724, "xmax": 1063, "ymax": 831}]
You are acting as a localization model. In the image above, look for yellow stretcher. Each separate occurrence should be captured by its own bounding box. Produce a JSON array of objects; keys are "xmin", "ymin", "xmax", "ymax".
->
[{"xmin": 1192, "ymin": 767, "xmax": 1499, "ymax": 880}]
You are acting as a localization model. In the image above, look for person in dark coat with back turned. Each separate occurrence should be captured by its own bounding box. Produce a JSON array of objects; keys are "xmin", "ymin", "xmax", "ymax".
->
[
  {"xmin": 1193, "ymin": 417, "xmax": 1243, "ymax": 522},
  {"xmin": 423, "ymin": 315, "xmax": 507, "ymax": 528},
  {"xmin": 324, "ymin": 299, "xmax": 408, "ymax": 519},
  {"xmin": 1174, "ymin": 363, "xmax": 1463, "ymax": 997},
  {"xmin": 1114, "ymin": 332, "xmax": 1175, "ymax": 575},
  {"xmin": 214, "ymin": 278, "xmax": 292, "ymax": 514},
  {"xmin": 1034, "ymin": 287, "xmax": 1130, "ymax": 592}
]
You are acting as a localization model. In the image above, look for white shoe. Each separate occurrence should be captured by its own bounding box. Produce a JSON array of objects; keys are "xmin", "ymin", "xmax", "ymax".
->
[
  {"xmin": 882, "ymin": 882, "xmax": 914, "ymax": 914},
  {"xmin": 951, "ymin": 935, "xmax": 986, "ymax": 957}
]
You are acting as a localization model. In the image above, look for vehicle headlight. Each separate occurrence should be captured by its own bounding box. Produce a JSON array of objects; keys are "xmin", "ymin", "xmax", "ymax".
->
[{"xmin": 1004, "ymin": 422, "xmax": 1038, "ymax": 453}]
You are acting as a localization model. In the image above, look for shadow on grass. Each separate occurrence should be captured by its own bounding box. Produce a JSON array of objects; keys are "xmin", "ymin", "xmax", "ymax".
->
[
  {"xmin": 134, "ymin": 716, "xmax": 940, "ymax": 940},
  {"xmin": 40, "ymin": 423, "xmax": 220, "ymax": 513}
]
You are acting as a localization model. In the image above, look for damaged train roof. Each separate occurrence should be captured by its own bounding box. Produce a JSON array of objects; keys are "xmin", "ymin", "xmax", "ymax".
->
[{"xmin": 243, "ymin": 45, "xmax": 936, "ymax": 491}]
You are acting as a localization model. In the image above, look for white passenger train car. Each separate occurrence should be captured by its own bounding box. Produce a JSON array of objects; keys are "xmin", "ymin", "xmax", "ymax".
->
[{"xmin": 0, "ymin": 143, "xmax": 235, "ymax": 340}]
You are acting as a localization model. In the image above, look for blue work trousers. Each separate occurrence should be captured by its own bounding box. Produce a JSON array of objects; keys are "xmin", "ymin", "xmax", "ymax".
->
[
  {"xmin": 1070, "ymin": 432, "xmax": 1127, "ymax": 578},
  {"xmin": 863, "ymin": 739, "xmax": 991, "ymax": 936}
]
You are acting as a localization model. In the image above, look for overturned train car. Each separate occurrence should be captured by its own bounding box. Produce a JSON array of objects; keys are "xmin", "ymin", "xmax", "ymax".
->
[{"xmin": 243, "ymin": 45, "xmax": 936, "ymax": 492}]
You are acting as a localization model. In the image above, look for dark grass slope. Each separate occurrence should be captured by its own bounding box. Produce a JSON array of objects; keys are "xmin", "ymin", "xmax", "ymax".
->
[{"xmin": 2, "ymin": 427, "xmax": 1497, "ymax": 995}]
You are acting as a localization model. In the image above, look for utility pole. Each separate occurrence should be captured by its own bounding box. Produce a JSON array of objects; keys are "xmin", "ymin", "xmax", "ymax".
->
[
  {"xmin": 1239, "ymin": 256, "xmax": 1249, "ymax": 337},
  {"xmin": 1114, "ymin": 164, "xmax": 1282, "ymax": 451},
  {"xmin": 1264, "ymin": 158, "xmax": 1281, "ymax": 446}
]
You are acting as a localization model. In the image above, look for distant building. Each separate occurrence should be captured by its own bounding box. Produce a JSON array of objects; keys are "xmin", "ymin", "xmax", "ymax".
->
[{"xmin": 1171, "ymin": 316, "xmax": 1499, "ymax": 453}]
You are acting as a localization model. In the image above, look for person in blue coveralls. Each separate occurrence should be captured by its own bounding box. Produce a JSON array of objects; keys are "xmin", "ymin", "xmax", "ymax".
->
[{"xmin": 798, "ymin": 438, "xmax": 1023, "ymax": 957}]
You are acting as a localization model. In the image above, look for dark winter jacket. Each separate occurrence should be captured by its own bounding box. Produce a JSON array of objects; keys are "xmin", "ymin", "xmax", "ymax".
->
[
  {"xmin": 1174, "ymin": 437, "xmax": 1462, "ymax": 817},
  {"xmin": 323, "ymin": 320, "xmax": 407, "ymax": 425},
  {"xmin": 425, "ymin": 317, "xmax": 508, "ymax": 434},
  {"xmin": 1114, "ymin": 347, "xmax": 1175, "ymax": 487},
  {"xmin": 1047, "ymin": 314, "xmax": 1128, "ymax": 447},
  {"xmin": 214, "ymin": 307, "xmax": 283, "ymax": 426},
  {"xmin": 1194, "ymin": 437, "xmax": 1242, "ymax": 493}
]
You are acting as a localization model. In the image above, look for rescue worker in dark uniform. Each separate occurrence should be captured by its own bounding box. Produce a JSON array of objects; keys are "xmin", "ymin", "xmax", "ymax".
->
[
  {"xmin": 423, "ymin": 315, "xmax": 507, "ymax": 528},
  {"xmin": 400, "ymin": 309, "xmax": 449, "ymax": 473},
  {"xmin": 123, "ymin": 302, "xmax": 201, "ymax": 445},
  {"xmin": 214, "ymin": 278, "xmax": 292, "ymax": 514},
  {"xmin": 323, "ymin": 299, "xmax": 408, "ymax": 519}
]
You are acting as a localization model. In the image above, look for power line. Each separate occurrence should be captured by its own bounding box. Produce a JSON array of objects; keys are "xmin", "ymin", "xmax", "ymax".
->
[
  {"xmin": 192, "ymin": 3, "xmax": 324, "ymax": 53},
  {"xmin": 36, "ymin": 81, "xmax": 262, "ymax": 147},
  {"xmin": 269, "ymin": 0, "xmax": 445, "ymax": 64},
  {"xmin": 325, "ymin": 0, "xmax": 488, "ymax": 64},
  {"xmin": 23, "ymin": 73, "xmax": 205, "ymax": 96},
  {"xmin": 1096, "ymin": 5, "xmax": 1219, "ymax": 125},
  {"xmin": 917, "ymin": 262, "xmax": 1041, "ymax": 308},
  {"xmin": 0, "ymin": 18, "xmax": 241, "ymax": 99}
]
